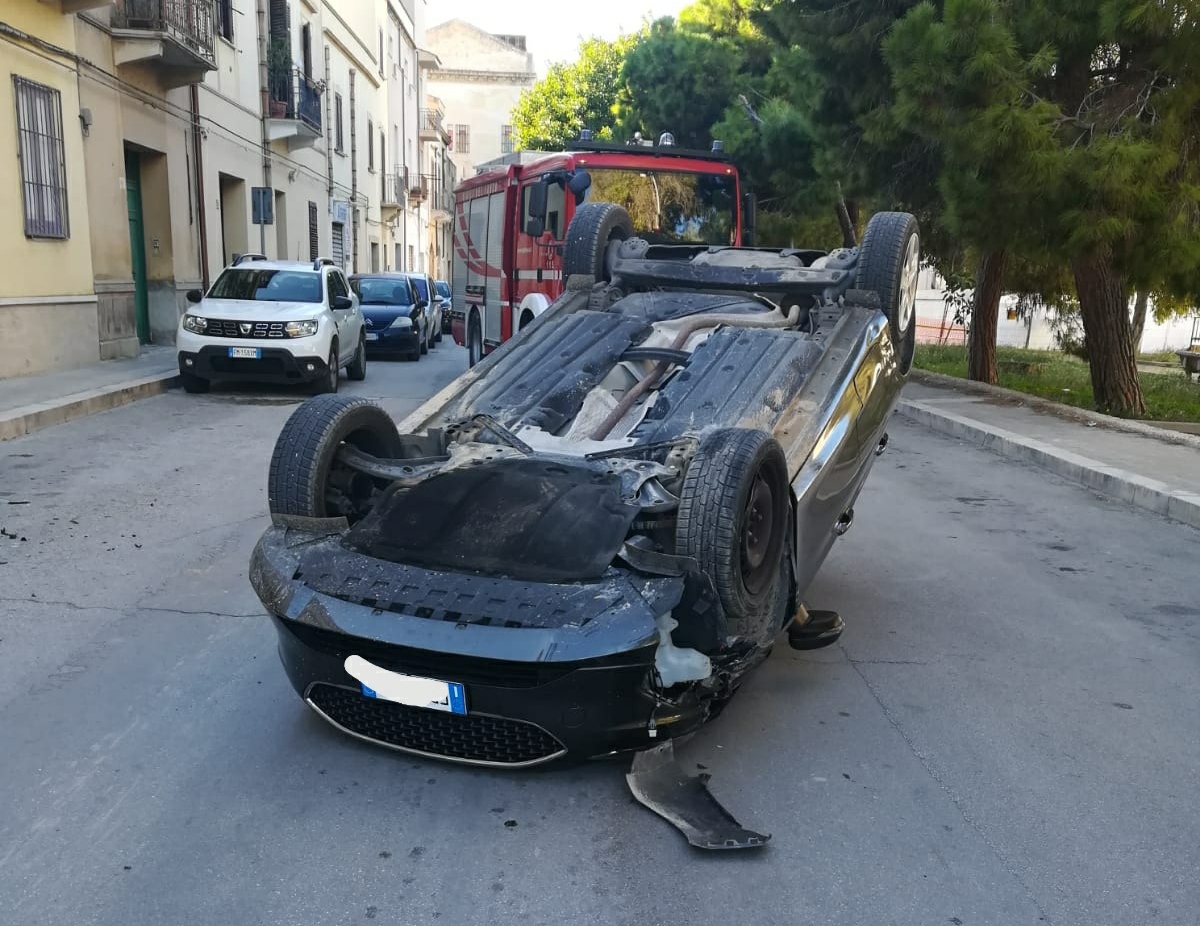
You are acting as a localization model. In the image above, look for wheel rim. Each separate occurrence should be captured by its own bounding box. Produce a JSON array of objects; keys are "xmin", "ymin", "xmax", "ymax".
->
[
  {"xmin": 741, "ymin": 471, "xmax": 776, "ymax": 593},
  {"xmin": 898, "ymin": 233, "xmax": 920, "ymax": 334}
]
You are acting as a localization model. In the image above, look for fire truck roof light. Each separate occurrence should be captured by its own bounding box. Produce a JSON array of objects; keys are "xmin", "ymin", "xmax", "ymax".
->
[
  {"xmin": 580, "ymin": 128, "xmax": 593, "ymax": 141},
  {"xmin": 712, "ymin": 139, "xmax": 724, "ymax": 152},
  {"xmin": 659, "ymin": 132, "xmax": 675, "ymax": 146}
]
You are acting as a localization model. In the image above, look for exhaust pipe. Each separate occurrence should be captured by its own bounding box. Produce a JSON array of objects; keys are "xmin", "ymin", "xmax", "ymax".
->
[{"xmin": 834, "ymin": 508, "xmax": 854, "ymax": 536}]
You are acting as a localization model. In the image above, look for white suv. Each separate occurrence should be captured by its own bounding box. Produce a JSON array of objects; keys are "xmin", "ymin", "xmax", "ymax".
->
[{"xmin": 176, "ymin": 255, "xmax": 367, "ymax": 395}]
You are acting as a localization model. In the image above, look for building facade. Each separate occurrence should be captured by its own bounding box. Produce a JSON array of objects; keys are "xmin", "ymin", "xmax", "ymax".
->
[
  {"xmin": 0, "ymin": 0, "xmax": 443, "ymax": 382},
  {"xmin": 424, "ymin": 20, "xmax": 535, "ymax": 180}
]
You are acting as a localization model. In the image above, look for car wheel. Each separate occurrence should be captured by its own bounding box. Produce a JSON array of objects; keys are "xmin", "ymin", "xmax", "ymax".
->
[
  {"xmin": 562, "ymin": 203, "xmax": 634, "ymax": 284},
  {"xmin": 467, "ymin": 313, "xmax": 483, "ymax": 367},
  {"xmin": 675, "ymin": 428, "xmax": 790, "ymax": 630},
  {"xmin": 347, "ymin": 334, "xmax": 367, "ymax": 381},
  {"xmin": 180, "ymin": 371, "xmax": 210, "ymax": 394},
  {"xmin": 267, "ymin": 395, "xmax": 403, "ymax": 524},
  {"xmin": 855, "ymin": 211, "xmax": 920, "ymax": 376},
  {"xmin": 310, "ymin": 344, "xmax": 339, "ymax": 395}
]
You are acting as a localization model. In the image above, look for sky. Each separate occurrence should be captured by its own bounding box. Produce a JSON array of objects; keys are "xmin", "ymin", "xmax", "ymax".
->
[{"xmin": 426, "ymin": 0, "xmax": 692, "ymax": 75}]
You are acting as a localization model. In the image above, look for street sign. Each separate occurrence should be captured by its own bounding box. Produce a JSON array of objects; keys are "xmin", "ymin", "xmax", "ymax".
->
[{"xmin": 252, "ymin": 187, "xmax": 274, "ymax": 225}]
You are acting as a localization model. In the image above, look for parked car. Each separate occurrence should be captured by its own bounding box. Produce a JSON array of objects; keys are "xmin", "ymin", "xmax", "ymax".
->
[
  {"xmin": 349, "ymin": 273, "xmax": 429, "ymax": 361},
  {"xmin": 403, "ymin": 272, "xmax": 441, "ymax": 349},
  {"xmin": 250, "ymin": 202, "xmax": 918, "ymax": 848},
  {"xmin": 433, "ymin": 279, "xmax": 453, "ymax": 334},
  {"xmin": 176, "ymin": 255, "xmax": 366, "ymax": 395}
]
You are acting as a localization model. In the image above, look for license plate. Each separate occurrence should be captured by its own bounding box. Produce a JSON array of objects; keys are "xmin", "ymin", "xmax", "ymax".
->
[
  {"xmin": 365, "ymin": 333, "xmax": 379, "ymax": 341},
  {"xmin": 344, "ymin": 655, "xmax": 467, "ymax": 715},
  {"xmin": 228, "ymin": 347, "xmax": 260, "ymax": 359}
]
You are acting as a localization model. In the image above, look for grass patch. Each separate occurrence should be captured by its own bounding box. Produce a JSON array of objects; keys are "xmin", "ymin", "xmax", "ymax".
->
[
  {"xmin": 914, "ymin": 345, "xmax": 1200, "ymax": 422},
  {"xmin": 1139, "ymin": 349, "xmax": 1183, "ymax": 363}
]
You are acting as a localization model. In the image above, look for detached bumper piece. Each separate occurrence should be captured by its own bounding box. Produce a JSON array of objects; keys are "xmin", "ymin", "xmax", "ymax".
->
[
  {"xmin": 179, "ymin": 347, "xmax": 329, "ymax": 384},
  {"xmin": 626, "ymin": 741, "xmax": 770, "ymax": 851},
  {"xmin": 306, "ymin": 683, "xmax": 566, "ymax": 767}
]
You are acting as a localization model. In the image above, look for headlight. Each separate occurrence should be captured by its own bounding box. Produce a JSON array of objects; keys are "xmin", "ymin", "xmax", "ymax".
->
[
  {"xmin": 182, "ymin": 314, "xmax": 207, "ymax": 334},
  {"xmin": 389, "ymin": 316, "xmax": 413, "ymax": 329},
  {"xmin": 285, "ymin": 319, "xmax": 319, "ymax": 338}
]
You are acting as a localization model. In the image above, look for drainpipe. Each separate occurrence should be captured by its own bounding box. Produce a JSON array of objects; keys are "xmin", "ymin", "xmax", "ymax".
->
[
  {"xmin": 399, "ymin": 52, "xmax": 407, "ymax": 270},
  {"xmin": 190, "ymin": 84, "xmax": 210, "ymax": 289},
  {"xmin": 256, "ymin": 0, "xmax": 271, "ymax": 256},
  {"xmin": 349, "ymin": 69, "xmax": 358, "ymax": 273}
]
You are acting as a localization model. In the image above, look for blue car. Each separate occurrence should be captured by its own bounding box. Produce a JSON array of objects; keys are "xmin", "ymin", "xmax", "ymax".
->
[{"xmin": 349, "ymin": 273, "xmax": 429, "ymax": 361}]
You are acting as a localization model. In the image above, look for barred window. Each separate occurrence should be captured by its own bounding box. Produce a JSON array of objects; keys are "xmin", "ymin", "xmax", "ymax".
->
[
  {"xmin": 501, "ymin": 124, "xmax": 514, "ymax": 154},
  {"xmin": 14, "ymin": 77, "xmax": 69, "ymax": 240},
  {"xmin": 453, "ymin": 124, "xmax": 470, "ymax": 154}
]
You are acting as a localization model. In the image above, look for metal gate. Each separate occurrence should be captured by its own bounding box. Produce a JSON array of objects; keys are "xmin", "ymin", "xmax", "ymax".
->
[{"xmin": 331, "ymin": 222, "xmax": 344, "ymax": 269}]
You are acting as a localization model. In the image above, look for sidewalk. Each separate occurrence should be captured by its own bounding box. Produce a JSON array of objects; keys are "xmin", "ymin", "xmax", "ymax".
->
[
  {"xmin": 898, "ymin": 373, "xmax": 1200, "ymax": 530},
  {"xmin": 0, "ymin": 346, "xmax": 178, "ymax": 441}
]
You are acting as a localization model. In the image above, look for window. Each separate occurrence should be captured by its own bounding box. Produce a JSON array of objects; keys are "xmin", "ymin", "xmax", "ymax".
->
[
  {"xmin": 14, "ymin": 77, "xmax": 69, "ymax": 240},
  {"xmin": 327, "ymin": 270, "xmax": 350, "ymax": 300},
  {"xmin": 453, "ymin": 124, "xmax": 470, "ymax": 154},
  {"xmin": 208, "ymin": 269, "xmax": 323, "ymax": 303},
  {"xmin": 501, "ymin": 124, "xmax": 514, "ymax": 154},
  {"xmin": 367, "ymin": 119, "xmax": 374, "ymax": 170},
  {"xmin": 217, "ymin": 0, "xmax": 234, "ymax": 40},
  {"xmin": 301, "ymin": 23, "xmax": 312, "ymax": 76},
  {"xmin": 334, "ymin": 93, "xmax": 344, "ymax": 152},
  {"xmin": 379, "ymin": 29, "xmax": 385, "ymax": 75}
]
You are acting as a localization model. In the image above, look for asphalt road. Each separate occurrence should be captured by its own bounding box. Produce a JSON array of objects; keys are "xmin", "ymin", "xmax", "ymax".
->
[{"xmin": 2, "ymin": 343, "xmax": 1198, "ymax": 926}]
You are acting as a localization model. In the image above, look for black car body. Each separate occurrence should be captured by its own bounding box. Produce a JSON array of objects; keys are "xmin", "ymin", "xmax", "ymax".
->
[
  {"xmin": 349, "ymin": 273, "xmax": 428, "ymax": 360},
  {"xmin": 434, "ymin": 280, "xmax": 453, "ymax": 334},
  {"xmin": 251, "ymin": 205, "xmax": 919, "ymax": 769}
]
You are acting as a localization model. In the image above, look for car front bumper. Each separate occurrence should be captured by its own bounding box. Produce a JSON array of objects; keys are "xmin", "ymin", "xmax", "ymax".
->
[
  {"xmin": 363, "ymin": 327, "xmax": 421, "ymax": 354},
  {"xmin": 178, "ymin": 346, "xmax": 331, "ymax": 384},
  {"xmin": 250, "ymin": 523, "xmax": 705, "ymax": 767}
]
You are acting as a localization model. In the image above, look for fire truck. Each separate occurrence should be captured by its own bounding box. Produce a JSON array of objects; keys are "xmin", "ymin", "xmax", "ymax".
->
[{"xmin": 449, "ymin": 131, "xmax": 757, "ymax": 365}]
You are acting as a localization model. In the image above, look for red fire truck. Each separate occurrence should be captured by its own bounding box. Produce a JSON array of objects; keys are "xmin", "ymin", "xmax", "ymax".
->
[{"xmin": 449, "ymin": 131, "xmax": 756, "ymax": 365}]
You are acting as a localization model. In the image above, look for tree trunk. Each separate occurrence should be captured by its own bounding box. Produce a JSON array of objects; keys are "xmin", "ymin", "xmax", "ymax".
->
[
  {"xmin": 835, "ymin": 183, "xmax": 856, "ymax": 248},
  {"xmin": 1072, "ymin": 256, "xmax": 1146, "ymax": 416},
  {"xmin": 968, "ymin": 250, "xmax": 1007, "ymax": 384},
  {"xmin": 1130, "ymin": 290, "xmax": 1149, "ymax": 354}
]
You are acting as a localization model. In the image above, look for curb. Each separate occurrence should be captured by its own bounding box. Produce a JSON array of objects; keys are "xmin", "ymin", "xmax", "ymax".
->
[
  {"xmin": 0, "ymin": 371, "xmax": 179, "ymax": 442},
  {"xmin": 896, "ymin": 398, "xmax": 1200, "ymax": 531},
  {"xmin": 908, "ymin": 368, "xmax": 1200, "ymax": 450}
]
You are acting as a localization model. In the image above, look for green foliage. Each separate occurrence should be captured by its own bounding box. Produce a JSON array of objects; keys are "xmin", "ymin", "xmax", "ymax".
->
[{"xmin": 510, "ymin": 35, "xmax": 640, "ymax": 151}]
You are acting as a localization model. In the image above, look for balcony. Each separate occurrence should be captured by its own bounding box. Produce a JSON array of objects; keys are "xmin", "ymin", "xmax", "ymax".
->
[
  {"xmin": 267, "ymin": 67, "xmax": 323, "ymax": 150},
  {"xmin": 380, "ymin": 168, "xmax": 409, "ymax": 216},
  {"xmin": 111, "ymin": 0, "xmax": 216, "ymax": 89},
  {"xmin": 419, "ymin": 108, "xmax": 451, "ymax": 144},
  {"xmin": 421, "ymin": 174, "xmax": 453, "ymax": 222}
]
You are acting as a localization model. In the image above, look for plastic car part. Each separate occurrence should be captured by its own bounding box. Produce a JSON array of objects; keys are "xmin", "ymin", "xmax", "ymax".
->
[
  {"xmin": 653, "ymin": 615, "xmax": 712, "ymax": 686},
  {"xmin": 626, "ymin": 740, "xmax": 770, "ymax": 851}
]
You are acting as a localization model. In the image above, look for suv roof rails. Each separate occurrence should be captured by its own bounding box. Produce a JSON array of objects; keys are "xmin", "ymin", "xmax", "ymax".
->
[
  {"xmin": 233, "ymin": 252, "xmax": 268, "ymax": 266},
  {"xmin": 313, "ymin": 258, "xmax": 336, "ymax": 270}
]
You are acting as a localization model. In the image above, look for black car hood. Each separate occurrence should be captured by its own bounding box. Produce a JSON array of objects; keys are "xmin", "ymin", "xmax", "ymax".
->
[{"xmin": 343, "ymin": 456, "xmax": 642, "ymax": 583}]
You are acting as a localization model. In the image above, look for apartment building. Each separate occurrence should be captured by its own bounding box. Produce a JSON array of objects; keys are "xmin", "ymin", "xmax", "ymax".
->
[
  {"xmin": 424, "ymin": 20, "xmax": 536, "ymax": 180},
  {"xmin": 0, "ymin": 0, "xmax": 442, "ymax": 381}
]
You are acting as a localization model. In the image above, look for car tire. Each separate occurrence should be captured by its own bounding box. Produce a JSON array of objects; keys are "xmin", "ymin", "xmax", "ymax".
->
[
  {"xmin": 347, "ymin": 334, "xmax": 367, "ymax": 381},
  {"xmin": 562, "ymin": 203, "xmax": 634, "ymax": 283},
  {"xmin": 856, "ymin": 211, "xmax": 920, "ymax": 376},
  {"xmin": 180, "ymin": 371, "xmax": 210, "ymax": 394},
  {"xmin": 310, "ymin": 344, "xmax": 339, "ymax": 395},
  {"xmin": 467, "ymin": 313, "xmax": 483, "ymax": 367},
  {"xmin": 268, "ymin": 395, "xmax": 404, "ymax": 524},
  {"xmin": 675, "ymin": 428, "xmax": 790, "ymax": 628}
]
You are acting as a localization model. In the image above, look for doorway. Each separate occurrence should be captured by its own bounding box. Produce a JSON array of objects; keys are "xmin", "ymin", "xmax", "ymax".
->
[
  {"xmin": 218, "ymin": 173, "xmax": 248, "ymax": 265},
  {"xmin": 124, "ymin": 149, "xmax": 150, "ymax": 344},
  {"xmin": 274, "ymin": 189, "xmax": 288, "ymax": 260}
]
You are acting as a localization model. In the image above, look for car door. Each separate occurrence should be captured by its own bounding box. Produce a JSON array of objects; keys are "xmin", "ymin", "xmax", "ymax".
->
[{"xmin": 327, "ymin": 270, "xmax": 355, "ymax": 362}]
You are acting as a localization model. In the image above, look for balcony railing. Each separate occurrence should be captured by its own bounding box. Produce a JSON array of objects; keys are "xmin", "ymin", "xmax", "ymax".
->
[
  {"xmin": 421, "ymin": 173, "xmax": 453, "ymax": 213},
  {"xmin": 112, "ymin": 0, "xmax": 215, "ymax": 66},
  {"xmin": 381, "ymin": 168, "xmax": 409, "ymax": 208},
  {"xmin": 419, "ymin": 108, "xmax": 449, "ymax": 141},
  {"xmin": 269, "ymin": 67, "xmax": 322, "ymax": 135}
]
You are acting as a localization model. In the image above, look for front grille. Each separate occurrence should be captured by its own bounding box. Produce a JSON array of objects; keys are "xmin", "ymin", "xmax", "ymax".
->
[
  {"xmin": 204, "ymin": 319, "xmax": 289, "ymax": 339},
  {"xmin": 288, "ymin": 623, "xmax": 574, "ymax": 689},
  {"xmin": 308, "ymin": 683, "xmax": 566, "ymax": 766}
]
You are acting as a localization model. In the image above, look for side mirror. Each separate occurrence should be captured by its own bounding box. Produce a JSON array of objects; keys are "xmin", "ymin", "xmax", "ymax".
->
[
  {"xmin": 742, "ymin": 190, "xmax": 757, "ymax": 247},
  {"xmin": 186, "ymin": 289, "xmax": 203, "ymax": 304},
  {"xmin": 567, "ymin": 169, "xmax": 591, "ymax": 205},
  {"xmin": 525, "ymin": 180, "xmax": 548, "ymax": 237},
  {"xmin": 332, "ymin": 295, "xmax": 353, "ymax": 310}
]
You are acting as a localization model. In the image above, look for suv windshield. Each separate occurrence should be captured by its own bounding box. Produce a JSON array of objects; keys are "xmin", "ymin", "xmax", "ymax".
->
[
  {"xmin": 408, "ymin": 276, "xmax": 430, "ymax": 301},
  {"xmin": 434, "ymin": 281, "xmax": 451, "ymax": 299},
  {"xmin": 355, "ymin": 278, "xmax": 414, "ymax": 306},
  {"xmin": 207, "ymin": 268, "xmax": 323, "ymax": 304},
  {"xmin": 583, "ymin": 168, "xmax": 737, "ymax": 246}
]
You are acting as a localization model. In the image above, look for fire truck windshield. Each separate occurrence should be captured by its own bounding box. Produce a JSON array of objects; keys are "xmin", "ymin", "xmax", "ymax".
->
[{"xmin": 583, "ymin": 168, "xmax": 737, "ymax": 246}]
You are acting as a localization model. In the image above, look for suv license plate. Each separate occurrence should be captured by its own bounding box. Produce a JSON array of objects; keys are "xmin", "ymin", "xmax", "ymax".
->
[{"xmin": 228, "ymin": 347, "xmax": 261, "ymax": 359}]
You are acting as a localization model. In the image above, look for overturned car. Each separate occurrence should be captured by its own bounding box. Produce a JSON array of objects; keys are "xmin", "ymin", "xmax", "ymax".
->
[{"xmin": 250, "ymin": 203, "xmax": 918, "ymax": 794}]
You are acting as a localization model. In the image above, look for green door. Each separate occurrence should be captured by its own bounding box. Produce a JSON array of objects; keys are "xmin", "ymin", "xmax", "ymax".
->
[{"xmin": 125, "ymin": 150, "xmax": 151, "ymax": 345}]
